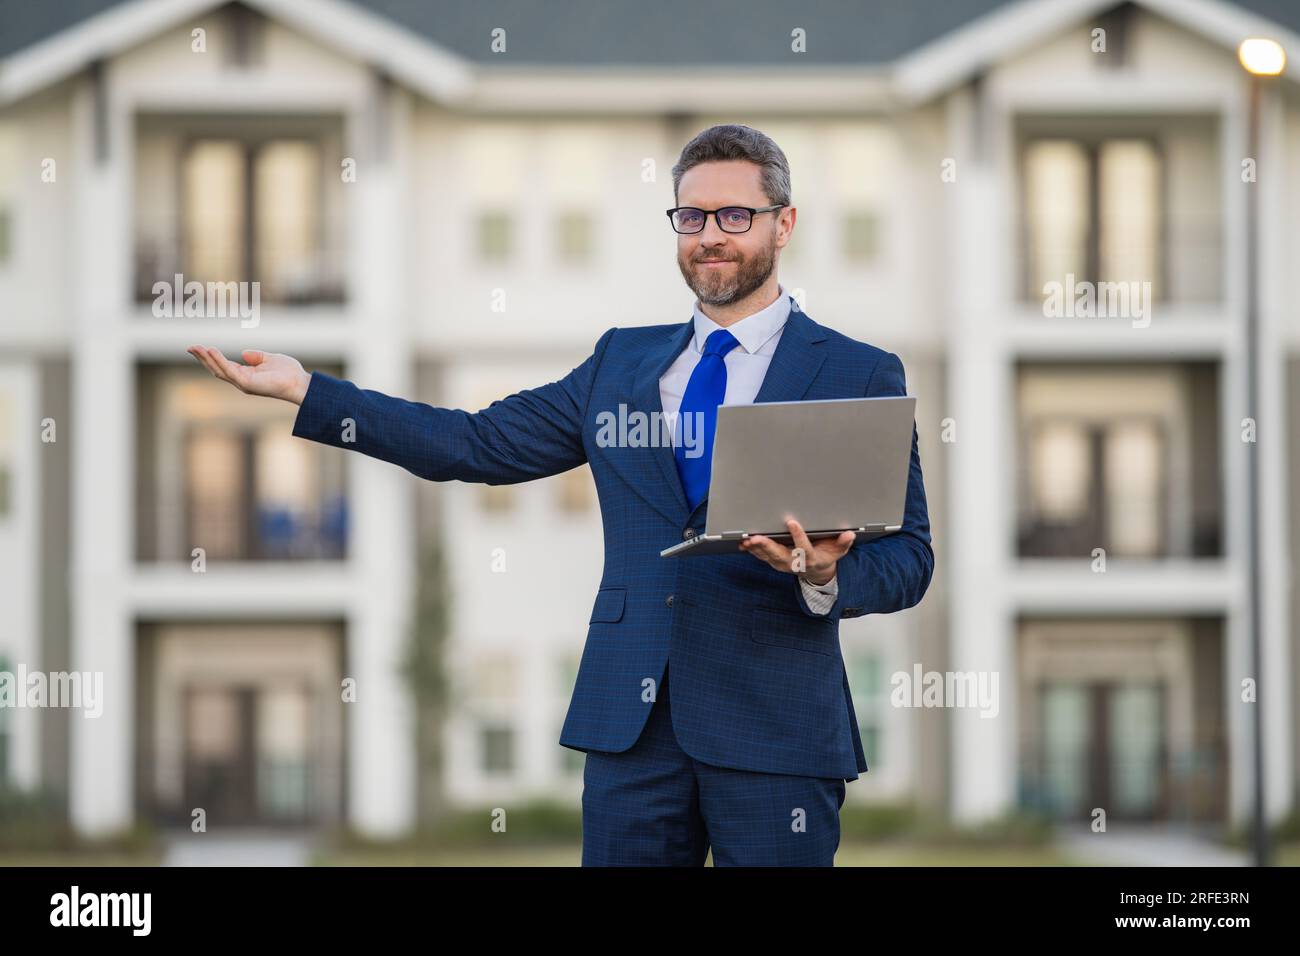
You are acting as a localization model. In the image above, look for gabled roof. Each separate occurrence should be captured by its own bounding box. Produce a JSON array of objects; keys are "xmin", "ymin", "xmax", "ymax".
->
[
  {"xmin": 0, "ymin": 0, "xmax": 1014, "ymax": 64},
  {"xmin": 2, "ymin": 0, "xmax": 1298, "ymax": 108}
]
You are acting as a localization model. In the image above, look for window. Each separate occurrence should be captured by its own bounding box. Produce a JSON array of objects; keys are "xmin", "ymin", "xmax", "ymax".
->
[
  {"xmin": 256, "ymin": 686, "xmax": 311, "ymax": 822},
  {"xmin": 1016, "ymin": 364, "xmax": 1220, "ymax": 560},
  {"xmin": 479, "ymin": 483, "xmax": 515, "ymax": 513},
  {"xmin": 849, "ymin": 652, "xmax": 884, "ymax": 768},
  {"xmin": 253, "ymin": 141, "xmax": 322, "ymax": 302},
  {"xmin": 182, "ymin": 140, "xmax": 245, "ymax": 285},
  {"xmin": 1037, "ymin": 680, "xmax": 1165, "ymax": 820},
  {"xmin": 1021, "ymin": 417, "xmax": 1165, "ymax": 558},
  {"xmin": 137, "ymin": 364, "xmax": 348, "ymax": 562},
  {"xmin": 555, "ymin": 210, "xmax": 593, "ymax": 265},
  {"xmin": 556, "ymin": 465, "xmax": 592, "ymax": 513},
  {"xmin": 180, "ymin": 138, "xmax": 328, "ymax": 303},
  {"xmin": 480, "ymin": 723, "xmax": 514, "ymax": 774},
  {"xmin": 477, "ymin": 210, "xmax": 512, "ymax": 264},
  {"xmin": 181, "ymin": 423, "xmax": 347, "ymax": 561},
  {"xmin": 1022, "ymin": 137, "xmax": 1162, "ymax": 300},
  {"xmin": 841, "ymin": 210, "xmax": 879, "ymax": 263},
  {"xmin": 133, "ymin": 117, "xmax": 346, "ymax": 306}
]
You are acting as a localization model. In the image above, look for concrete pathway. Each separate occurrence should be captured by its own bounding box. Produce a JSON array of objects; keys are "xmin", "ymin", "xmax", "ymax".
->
[
  {"xmin": 161, "ymin": 829, "xmax": 316, "ymax": 867},
  {"xmin": 1056, "ymin": 823, "xmax": 1249, "ymax": 866}
]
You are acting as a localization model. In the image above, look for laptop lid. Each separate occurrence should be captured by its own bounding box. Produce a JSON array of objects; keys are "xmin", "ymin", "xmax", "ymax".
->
[{"xmin": 703, "ymin": 395, "xmax": 917, "ymax": 536}]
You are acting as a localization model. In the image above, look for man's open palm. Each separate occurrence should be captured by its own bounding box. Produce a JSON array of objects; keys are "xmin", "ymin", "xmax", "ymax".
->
[{"xmin": 187, "ymin": 345, "xmax": 311, "ymax": 405}]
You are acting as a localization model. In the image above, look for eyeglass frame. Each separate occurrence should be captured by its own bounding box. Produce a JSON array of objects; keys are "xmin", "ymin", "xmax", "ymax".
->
[{"xmin": 665, "ymin": 203, "xmax": 786, "ymax": 234}]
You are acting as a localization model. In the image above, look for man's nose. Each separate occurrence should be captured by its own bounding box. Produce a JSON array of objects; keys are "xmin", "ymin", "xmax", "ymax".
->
[{"xmin": 697, "ymin": 212, "xmax": 731, "ymax": 244}]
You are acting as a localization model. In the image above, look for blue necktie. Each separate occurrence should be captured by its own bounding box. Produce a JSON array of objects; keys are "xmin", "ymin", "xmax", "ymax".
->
[{"xmin": 674, "ymin": 328, "xmax": 740, "ymax": 511}]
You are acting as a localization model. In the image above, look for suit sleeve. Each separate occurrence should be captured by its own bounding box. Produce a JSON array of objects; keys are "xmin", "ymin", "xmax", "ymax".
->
[
  {"xmin": 794, "ymin": 350, "xmax": 935, "ymax": 620},
  {"xmin": 291, "ymin": 326, "xmax": 618, "ymax": 484}
]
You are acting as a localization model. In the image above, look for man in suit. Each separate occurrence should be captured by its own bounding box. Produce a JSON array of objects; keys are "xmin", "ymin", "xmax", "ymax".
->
[{"xmin": 187, "ymin": 123, "xmax": 933, "ymax": 866}]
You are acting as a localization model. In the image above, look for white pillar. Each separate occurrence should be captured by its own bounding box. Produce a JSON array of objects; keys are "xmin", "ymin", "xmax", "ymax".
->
[
  {"xmin": 1254, "ymin": 80, "xmax": 1293, "ymax": 825},
  {"xmin": 343, "ymin": 81, "xmax": 416, "ymax": 836},
  {"xmin": 945, "ymin": 86, "xmax": 1018, "ymax": 823},
  {"xmin": 0, "ymin": 364, "xmax": 40, "ymax": 790},
  {"xmin": 69, "ymin": 71, "xmax": 135, "ymax": 836}
]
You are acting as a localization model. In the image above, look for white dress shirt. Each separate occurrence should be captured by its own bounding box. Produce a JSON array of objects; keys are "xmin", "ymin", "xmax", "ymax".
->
[{"xmin": 658, "ymin": 283, "xmax": 839, "ymax": 615}]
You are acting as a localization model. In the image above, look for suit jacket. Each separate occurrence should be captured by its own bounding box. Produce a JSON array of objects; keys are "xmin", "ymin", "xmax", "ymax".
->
[{"xmin": 291, "ymin": 298, "xmax": 934, "ymax": 780}]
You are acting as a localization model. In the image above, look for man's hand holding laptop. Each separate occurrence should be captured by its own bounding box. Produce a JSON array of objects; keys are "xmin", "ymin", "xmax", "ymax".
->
[{"xmin": 740, "ymin": 517, "xmax": 854, "ymax": 586}]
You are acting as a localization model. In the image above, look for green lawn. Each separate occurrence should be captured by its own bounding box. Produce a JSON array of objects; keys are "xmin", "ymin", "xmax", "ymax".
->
[
  {"xmin": 3, "ymin": 841, "xmax": 1296, "ymax": 868},
  {"xmin": 311, "ymin": 841, "xmax": 1079, "ymax": 867},
  {"xmin": 0, "ymin": 851, "xmax": 165, "ymax": 866}
]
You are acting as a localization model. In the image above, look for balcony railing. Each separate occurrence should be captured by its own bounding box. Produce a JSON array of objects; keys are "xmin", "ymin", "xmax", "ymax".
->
[{"xmin": 134, "ymin": 236, "xmax": 347, "ymax": 307}]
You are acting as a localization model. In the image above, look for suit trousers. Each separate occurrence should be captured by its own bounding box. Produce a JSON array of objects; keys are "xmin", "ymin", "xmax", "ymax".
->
[{"xmin": 580, "ymin": 663, "xmax": 848, "ymax": 866}]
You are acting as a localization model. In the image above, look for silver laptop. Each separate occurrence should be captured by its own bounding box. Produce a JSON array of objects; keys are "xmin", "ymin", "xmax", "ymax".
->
[{"xmin": 660, "ymin": 395, "xmax": 917, "ymax": 557}]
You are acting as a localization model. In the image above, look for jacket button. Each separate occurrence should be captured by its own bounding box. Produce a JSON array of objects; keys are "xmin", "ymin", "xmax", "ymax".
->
[
  {"xmin": 665, "ymin": 594, "xmax": 674, "ymax": 607},
  {"xmin": 683, "ymin": 527, "xmax": 695, "ymax": 539}
]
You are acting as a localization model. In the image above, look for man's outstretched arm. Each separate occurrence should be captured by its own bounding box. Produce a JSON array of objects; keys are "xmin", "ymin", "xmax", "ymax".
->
[{"xmin": 187, "ymin": 328, "xmax": 618, "ymax": 484}]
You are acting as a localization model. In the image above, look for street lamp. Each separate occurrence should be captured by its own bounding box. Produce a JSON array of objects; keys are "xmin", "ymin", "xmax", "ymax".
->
[
  {"xmin": 1237, "ymin": 36, "xmax": 1284, "ymax": 868},
  {"xmin": 1238, "ymin": 38, "xmax": 1286, "ymax": 76}
]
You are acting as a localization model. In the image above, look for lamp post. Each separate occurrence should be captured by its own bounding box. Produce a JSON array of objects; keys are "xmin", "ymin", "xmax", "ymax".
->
[{"xmin": 1237, "ymin": 36, "xmax": 1284, "ymax": 868}]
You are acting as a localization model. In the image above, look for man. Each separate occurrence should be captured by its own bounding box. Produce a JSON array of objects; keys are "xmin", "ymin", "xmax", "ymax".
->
[{"xmin": 188, "ymin": 123, "xmax": 933, "ymax": 866}]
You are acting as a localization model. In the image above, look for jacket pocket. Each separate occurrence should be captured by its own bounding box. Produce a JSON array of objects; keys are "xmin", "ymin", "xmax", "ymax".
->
[
  {"xmin": 750, "ymin": 606, "xmax": 837, "ymax": 657},
  {"xmin": 589, "ymin": 586, "xmax": 627, "ymax": 624}
]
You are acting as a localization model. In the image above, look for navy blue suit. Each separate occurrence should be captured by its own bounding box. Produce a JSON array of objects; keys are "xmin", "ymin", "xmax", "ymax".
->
[{"xmin": 291, "ymin": 297, "xmax": 934, "ymax": 864}]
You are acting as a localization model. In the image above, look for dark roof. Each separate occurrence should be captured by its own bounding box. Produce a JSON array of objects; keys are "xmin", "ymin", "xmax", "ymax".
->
[
  {"xmin": 0, "ymin": 0, "xmax": 138, "ymax": 59},
  {"xmin": 0, "ymin": 0, "xmax": 1010, "ymax": 63},
  {"xmin": 352, "ymin": 0, "xmax": 1011, "ymax": 65},
  {"xmin": 3, "ymin": 0, "xmax": 1300, "ymax": 66}
]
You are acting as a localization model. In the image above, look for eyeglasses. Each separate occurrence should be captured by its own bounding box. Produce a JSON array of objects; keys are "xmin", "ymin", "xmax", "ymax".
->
[{"xmin": 666, "ymin": 204, "xmax": 785, "ymax": 235}]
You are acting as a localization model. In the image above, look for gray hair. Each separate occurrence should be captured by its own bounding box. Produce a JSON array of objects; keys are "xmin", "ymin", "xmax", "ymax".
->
[{"xmin": 671, "ymin": 124, "xmax": 791, "ymax": 207}]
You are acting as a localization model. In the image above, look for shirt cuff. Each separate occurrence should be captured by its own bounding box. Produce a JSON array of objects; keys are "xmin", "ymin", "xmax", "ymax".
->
[{"xmin": 799, "ymin": 574, "xmax": 838, "ymax": 616}]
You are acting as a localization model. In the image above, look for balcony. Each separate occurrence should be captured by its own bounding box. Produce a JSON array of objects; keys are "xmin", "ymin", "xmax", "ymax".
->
[
  {"xmin": 1016, "ymin": 114, "xmax": 1223, "ymax": 312},
  {"xmin": 133, "ymin": 113, "xmax": 348, "ymax": 309},
  {"xmin": 1015, "ymin": 361, "xmax": 1222, "ymax": 561},
  {"xmin": 135, "ymin": 361, "xmax": 348, "ymax": 564}
]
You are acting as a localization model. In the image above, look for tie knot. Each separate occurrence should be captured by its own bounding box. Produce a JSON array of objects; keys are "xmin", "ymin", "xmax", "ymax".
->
[{"xmin": 703, "ymin": 328, "xmax": 740, "ymax": 359}]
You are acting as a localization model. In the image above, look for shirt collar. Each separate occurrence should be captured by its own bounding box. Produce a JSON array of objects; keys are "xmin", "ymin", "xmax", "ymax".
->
[{"xmin": 691, "ymin": 283, "xmax": 791, "ymax": 355}]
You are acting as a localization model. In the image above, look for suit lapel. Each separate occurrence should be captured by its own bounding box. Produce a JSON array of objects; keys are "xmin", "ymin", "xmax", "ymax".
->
[
  {"xmin": 750, "ymin": 303, "xmax": 829, "ymax": 406},
  {"xmin": 627, "ymin": 319, "xmax": 696, "ymax": 523}
]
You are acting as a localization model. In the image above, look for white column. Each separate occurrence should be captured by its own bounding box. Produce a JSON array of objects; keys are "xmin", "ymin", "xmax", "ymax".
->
[
  {"xmin": 1255, "ymin": 80, "xmax": 1293, "ymax": 825},
  {"xmin": 343, "ymin": 82, "xmax": 416, "ymax": 836},
  {"xmin": 69, "ymin": 72, "xmax": 135, "ymax": 835},
  {"xmin": 945, "ymin": 86, "xmax": 1018, "ymax": 823},
  {"xmin": 0, "ymin": 364, "xmax": 39, "ymax": 789}
]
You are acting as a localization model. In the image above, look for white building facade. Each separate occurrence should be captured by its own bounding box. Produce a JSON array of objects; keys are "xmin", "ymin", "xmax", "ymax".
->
[{"xmin": 0, "ymin": 0, "xmax": 1295, "ymax": 837}]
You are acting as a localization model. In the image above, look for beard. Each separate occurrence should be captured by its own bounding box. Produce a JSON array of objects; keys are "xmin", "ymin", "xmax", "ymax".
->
[{"xmin": 677, "ymin": 233, "xmax": 777, "ymax": 307}]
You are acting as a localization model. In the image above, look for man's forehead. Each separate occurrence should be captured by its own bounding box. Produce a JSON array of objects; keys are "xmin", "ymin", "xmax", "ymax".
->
[{"xmin": 678, "ymin": 161, "xmax": 765, "ymax": 203}]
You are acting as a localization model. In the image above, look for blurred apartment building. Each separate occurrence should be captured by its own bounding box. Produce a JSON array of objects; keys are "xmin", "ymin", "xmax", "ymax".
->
[{"xmin": 0, "ymin": 0, "xmax": 1296, "ymax": 838}]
